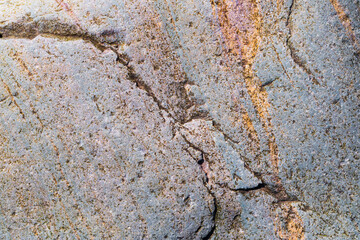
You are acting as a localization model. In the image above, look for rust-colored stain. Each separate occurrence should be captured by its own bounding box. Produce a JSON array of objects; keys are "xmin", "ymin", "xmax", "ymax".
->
[
  {"xmin": 210, "ymin": 0, "xmax": 279, "ymax": 172},
  {"xmin": 274, "ymin": 203, "xmax": 305, "ymax": 240},
  {"xmin": 211, "ymin": 1, "xmax": 304, "ymax": 237},
  {"xmin": 241, "ymin": 108, "xmax": 259, "ymax": 142},
  {"xmin": 329, "ymin": 0, "xmax": 360, "ymax": 53},
  {"xmin": 231, "ymin": 88, "xmax": 260, "ymax": 154}
]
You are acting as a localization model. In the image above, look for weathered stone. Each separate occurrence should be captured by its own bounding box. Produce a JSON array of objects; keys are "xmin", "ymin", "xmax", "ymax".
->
[{"xmin": 0, "ymin": 0, "xmax": 359, "ymax": 239}]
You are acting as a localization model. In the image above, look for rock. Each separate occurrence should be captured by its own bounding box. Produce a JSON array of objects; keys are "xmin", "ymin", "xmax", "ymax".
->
[{"xmin": 0, "ymin": 0, "xmax": 358, "ymax": 239}]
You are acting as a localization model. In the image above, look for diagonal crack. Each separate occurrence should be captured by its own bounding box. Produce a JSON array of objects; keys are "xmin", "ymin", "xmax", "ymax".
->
[
  {"xmin": 180, "ymin": 133, "xmax": 217, "ymax": 238},
  {"xmin": 0, "ymin": 5, "xmax": 229, "ymax": 237},
  {"xmin": 285, "ymin": 0, "xmax": 320, "ymax": 85},
  {"xmin": 0, "ymin": 19, "xmax": 176, "ymax": 120},
  {"xmin": 217, "ymin": 180, "xmax": 297, "ymax": 202},
  {"xmin": 1, "ymin": 14, "xmax": 299, "ymax": 238},
  {"xmin": 286, "ymin": 0, "xmax": 295, "ymax": 27},
  {"xmin": 202, "ymin": 179, "xmax": 217, "ymax": 240},
  {"xmin": 211, "ymin": 119, "xmax": 297, "ymax": 201},
  {"xmin": 0, "ymin": 77, "xmax": 26, "ymax": 119}
]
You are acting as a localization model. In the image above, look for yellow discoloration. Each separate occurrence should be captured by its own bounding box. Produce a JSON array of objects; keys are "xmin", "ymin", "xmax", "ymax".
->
[
  {"xmin": 274, "ymin": 203, "xmax": 305, "ymax": 240},
  {"xmin": 241, "ymin": 109, "xmax": 258, "ymax": 141},
  {"xmin": 211, "ymin": 0, "xmax": 280, "ymax": 172},
  {"xmin": 212, "ymin": 2, "xmax": 306, "ymax": 236}
]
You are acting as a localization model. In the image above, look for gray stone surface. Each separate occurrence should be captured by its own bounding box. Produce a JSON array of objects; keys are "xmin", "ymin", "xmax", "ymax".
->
[{"xmin": 0, "ymin": 0, "xmax": 359, "ymax": 239}]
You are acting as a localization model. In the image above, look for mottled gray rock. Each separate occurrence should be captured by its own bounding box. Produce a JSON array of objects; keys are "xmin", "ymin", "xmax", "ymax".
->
[
  {"xmin": 0, "ymin": 0, "xmax": 359, "ymax": 239},
  {"xmin": 0, "ymin": 37, "xmax": 214, "ymax": 239}
]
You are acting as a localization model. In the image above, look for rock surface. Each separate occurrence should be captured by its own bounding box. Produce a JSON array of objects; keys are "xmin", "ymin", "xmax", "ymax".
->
[{"xmin": 0, "ymin": 0, "xmax": 359, "ymax": 239}]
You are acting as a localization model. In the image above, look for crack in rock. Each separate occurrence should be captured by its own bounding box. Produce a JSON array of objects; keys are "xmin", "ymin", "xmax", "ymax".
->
[
  {"xmin": 1, "ymin": 18, "xmax": 218, "ymax": 239},
  {"xmin": 1, "ymin": 12, "xmax": 297, "ymax": 239},
  {"xmin": 0, "ymin": 19, "xmax": 176, "ymax": 118},
  {"xmin": 285, "ymin": 0, "xmax": 320, "ymax": 85},
  {"xmin": 201, "ymin": 180, "xmax": 217, "ymax": 240},
  {"xmin": 226, "ymin": 182, "xmax": 267, "ymax": 192}
]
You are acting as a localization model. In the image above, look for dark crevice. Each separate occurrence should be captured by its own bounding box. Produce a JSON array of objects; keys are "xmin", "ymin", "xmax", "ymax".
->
[
  {"xmin": 228, "ymin": 183, "xmax": 266, "ymax": 192},
  {"xmin": 0, "ymin": 96, "xmax": 9, "ymax": 102},
  {"xmin": 202, "ymin": 180, "xmax": 217, "ymax": 240},
  {"xmin": 0, "ymin": 21, "xmax": 179, "ymax": 122},
  {"xmin": 219, "ymin": 180, "xmax": 297, "ymax": 202},
  {"xmin": 181, "ymin": 134, "xmax": 209, "ymax": 156},
  {"xmin": 212, "ymin": 120, "xmax": 240, "ymax": 144},
  {"xmin": 197, "ymin": 154, "xmax": 205, "ymax": 165},
  {"xmin": 202, "ymin": 221, "xmax": 215, "ymax": 240},
  {"xmin": 286, "ymin": 0, "xmax": 295, "ymax": 27},
  {"xmin": 181, "ymin": 134, "xmax": 216, "ymax": 239},
  {"xmin": 195, "ymin": 224, "xmax": 203, "ymax": 237},
  {"xmin": 260, "ymin": 79, "xmax": 276, "ymax": 88}
]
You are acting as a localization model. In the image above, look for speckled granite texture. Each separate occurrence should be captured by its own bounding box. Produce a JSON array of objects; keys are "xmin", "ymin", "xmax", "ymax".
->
[{"xmin": 0, "ymin": 0, "xmax": 359, "ymax": 239}]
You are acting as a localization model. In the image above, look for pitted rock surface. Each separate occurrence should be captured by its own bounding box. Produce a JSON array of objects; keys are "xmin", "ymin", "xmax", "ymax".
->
[{"xmin": 0, "ymin": 0, "xmax": 359, "ymax": 239}]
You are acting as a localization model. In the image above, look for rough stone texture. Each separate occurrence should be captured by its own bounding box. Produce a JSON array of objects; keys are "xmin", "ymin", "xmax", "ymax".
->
[{"xmin": 0, "ymin": 0, "xmax": 359, "ymax": 239}]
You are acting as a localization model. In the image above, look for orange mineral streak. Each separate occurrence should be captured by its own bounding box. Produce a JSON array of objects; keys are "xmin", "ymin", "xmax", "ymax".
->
[
  {"xmin": 237, "ymin": 99, "xmax": 260, "ymax": 153},
  {"xmin": 275, "ymin": 203, "xmax": 305, "ymax": 240},
  {"xmin": 329, "ymin": 0, "xmax": 360, "ymax": 53},
  {"xmin": 241, "ymin": 108, "xmax": 258, "ymax": 140},
  {"xmin": 211, "ymin": 0, "xmax": 280, "ymax": 171}
]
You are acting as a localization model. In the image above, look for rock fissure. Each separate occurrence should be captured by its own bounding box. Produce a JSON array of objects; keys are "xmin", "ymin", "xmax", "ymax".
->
[
  {"xmin": 260, "ymin": 79, "xmax": 276, "ymax": 88},
  {"xmin": 202, "ymin": 180, "xmax": 217, "ymax": 240},
  {"xmin": 0, "ymin": 22, "xmax": 178, "ymax": 121},
  {"xmin": 286, "ymin": 0, "xmax": 319, "ymax": 85},
  {"xmin": 0, "ymin": 76, "xmax": 26, "ymax": 119},
  {"xmin": 227, "ymin": 182, "xmax": 267, "ymax": 192},
  {"xmin": 0, "ymin": 1, "xmax": 358, "ymax": 239},
  {"xmin": 180, "ymin": 132, "xmax": 219, "ymax": 238},
  {"xmin": 286, "ymin": 0, "xmax": 295, "ymax": 27},
  {"xmin": 212, "ymin": 127, "xmax": 295, "ymax": 201}
]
